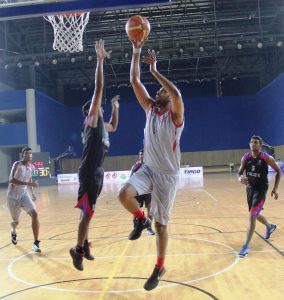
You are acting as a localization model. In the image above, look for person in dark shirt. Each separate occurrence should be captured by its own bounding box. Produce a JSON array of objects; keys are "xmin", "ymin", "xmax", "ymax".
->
[
  {"xmin": 131, "ymin": 149, "xmax": 155, "ymax": 235},
  {"xmin": 237, "ymin": 135, "xmax": 281, "ymax": 257},
  {"xmin": 70, "ymin": 39, "xmax": 119, "ymax": 271}
]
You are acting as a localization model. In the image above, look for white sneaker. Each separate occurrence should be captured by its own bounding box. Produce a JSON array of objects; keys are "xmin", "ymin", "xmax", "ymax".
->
[
  {"xmin": 147, "ymin": 227, "xmax": 156, "ymax": 236},
  {"xmin": 32, "ymin": 241, "xmax": 41, "ymax": 253}
]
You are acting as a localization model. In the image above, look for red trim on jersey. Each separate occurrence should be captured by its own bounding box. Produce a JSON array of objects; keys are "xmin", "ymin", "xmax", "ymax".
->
[
  {"xmin": 173, "ymin": 140, "xmax": 177, "ymax": 152},
  {"xmin": 170, "ymin": 108, "xmax": 184, "ymax": 128}
]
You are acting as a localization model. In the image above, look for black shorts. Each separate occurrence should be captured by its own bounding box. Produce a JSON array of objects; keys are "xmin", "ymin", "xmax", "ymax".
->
[
  {"xmin": 136, "ymin": 193, "xmax": 151, "ymax": 208},
  {"xmin": 246, "ymin": 184, "xmax": 268, "ymax": 216},
  {"xmin": 77, "ymin": 167, "xmax": 104, "ymax": 214}
]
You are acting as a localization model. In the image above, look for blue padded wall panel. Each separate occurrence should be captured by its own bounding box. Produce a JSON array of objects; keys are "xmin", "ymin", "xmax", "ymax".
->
[
  {"xmin": 0, "ymin": 123, "xmax": 27, "ymax": 146},
  {"xmin": 255, "ymin": 73, "xmax": 284, "ymax": 146},
  {"xmin": 0, "ymin": 90, "xmax": 26, "ymax": 110},
  {"xmin": 35, "ymin": 92, "xmax": 82, "ymax": 158}
]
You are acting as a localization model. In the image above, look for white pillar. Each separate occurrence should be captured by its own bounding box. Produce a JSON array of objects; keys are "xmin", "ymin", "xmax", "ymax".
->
[{"xmin": 26, "ymin": 89, "xmax": 40, "ymax": 152}]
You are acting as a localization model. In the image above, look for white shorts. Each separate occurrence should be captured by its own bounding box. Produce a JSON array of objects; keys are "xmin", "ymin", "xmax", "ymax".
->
[
  {"xmin": 127, "ymin": 165, "xmax": 178, "ymax": 225},
  {"xmin": 7, "ymin": 192, "xmax": 36, "ymax": 222}
]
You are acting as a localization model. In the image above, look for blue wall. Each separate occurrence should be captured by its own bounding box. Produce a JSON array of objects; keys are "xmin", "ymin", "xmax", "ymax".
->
[
  {"xmin": 0, "ymin": 90, "xmax": 26, "ymax": 110},
  {"xmin": 183, "ymin": 95, "xmax": 257, "ymax": 151},
  {"xmin": 1, "ymin": 73, "xmax": 283, "ymax": 157},
  {"xmin": 35, "ymin": 92, "xmax": 82, "ymax": 158},
  {"xmin": 254, "ymin": 74, "xmax": 284, "ymax": 146},
  {"xmin": 0, "ymin": 90, "xmax": 28, "ymax": 146},
  {"xmin": 35, "ymin": 73, "xmax": 284, "ymax": 157},
  {"xmin": 0, "ymin": 123, "xmax": 27, "ymax": 146}
]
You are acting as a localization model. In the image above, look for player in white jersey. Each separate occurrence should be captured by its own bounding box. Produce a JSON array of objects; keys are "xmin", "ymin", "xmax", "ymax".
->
[
  {"xmin": 119, "ymin": 40, "xmax": 184, "ymax": 291},
  {"xmin": 7, "ymin": 147, "xmax": 41, "ymax": 252}
]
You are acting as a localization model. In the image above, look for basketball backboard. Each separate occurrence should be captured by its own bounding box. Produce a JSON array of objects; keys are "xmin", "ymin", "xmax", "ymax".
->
[{"xmin": 0, "ymin": 0, "xmax": 171, "ymax": 20}]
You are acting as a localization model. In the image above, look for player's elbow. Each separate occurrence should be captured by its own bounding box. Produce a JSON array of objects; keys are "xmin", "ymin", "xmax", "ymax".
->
[
  {"xmin": 130, "ymin": 77, "xmax": 140, "ymax": 86},
  {"xmin": 109, "ymin": 124, "xmax": 117, "ymax": 132},
  {"xmin": 9, "ymin": 178, "xmax": 16, "ymax": 184}
]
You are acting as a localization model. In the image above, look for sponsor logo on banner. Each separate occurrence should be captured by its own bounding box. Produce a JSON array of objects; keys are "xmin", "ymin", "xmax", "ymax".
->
[
  {"xmin": 180, "ymin": 167, "xmax": 203, "ymax": 178},
  {"xmin": 57, "ymin": 173, "xmax": 79, "ymax": 184},
  {"xmin": 104, "ymin": 171, "xmax": 131, "ymax": 181}
]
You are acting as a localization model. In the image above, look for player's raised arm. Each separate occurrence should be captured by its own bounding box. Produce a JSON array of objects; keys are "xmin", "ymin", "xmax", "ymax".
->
[
  {"xmin": 130, "ymin": 40, "xmax": 155, "ymax": 111},
  {"xmin": 143, "ymin": 49, "xmax": 184, "ymax": 125},
  {"xmin": 87, "ymin": 39, "xmax": 112, "ymax": 126},
  {"xmin": 104, "ymin": 95, "xmax": 120, "ymax": 132}
]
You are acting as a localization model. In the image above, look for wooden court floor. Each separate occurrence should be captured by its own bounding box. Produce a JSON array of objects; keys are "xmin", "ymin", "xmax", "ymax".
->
[{"xmin": 0, "ymin": 173, "xmax": 283, "ymax": 300}]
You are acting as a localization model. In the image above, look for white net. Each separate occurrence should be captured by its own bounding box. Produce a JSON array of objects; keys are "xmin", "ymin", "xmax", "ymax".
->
[{"xmin": 44, "ymin": 12, "xmax": 90, "ymax": 53}]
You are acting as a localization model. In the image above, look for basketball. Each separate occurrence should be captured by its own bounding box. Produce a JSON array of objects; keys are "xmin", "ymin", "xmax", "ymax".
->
[{"xmin": 125, "ymin": 15, "xmax": 150, "ymax": 41}]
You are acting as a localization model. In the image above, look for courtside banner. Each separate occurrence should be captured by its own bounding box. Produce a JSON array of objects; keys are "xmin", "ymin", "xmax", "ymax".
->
[
  {"xmin": 58, "ymin": 167, "xmax": 203, "ymax": 184},
  {"xmin": 57, "ymin": 173, "xmax": 79, "ymax": 184},
  {"xmin": 180, "ymin": 167, "xmax": 203, "ymax": 178}
]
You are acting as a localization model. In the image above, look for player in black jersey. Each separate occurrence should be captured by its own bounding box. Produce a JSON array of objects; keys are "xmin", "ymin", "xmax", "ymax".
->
[
  {"xmin": 237, "ymin": 135, "xmax": 281, "ymax": 257},
  {"xmin": 70, "ymin": 39, "xmax": 119, "ymax": 271}
]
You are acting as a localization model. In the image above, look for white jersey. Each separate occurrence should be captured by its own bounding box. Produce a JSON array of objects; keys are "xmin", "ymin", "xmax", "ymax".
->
[
  {"xmin": 143, "ymin": 105, "xmax": 184, "ymax": 175},
  {"xmin": 7, "ymin": 161, "xmax": 35, "ymax": 199}
]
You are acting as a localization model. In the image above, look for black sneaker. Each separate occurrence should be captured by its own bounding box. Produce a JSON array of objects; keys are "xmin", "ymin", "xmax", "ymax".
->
[
  {"xmin": 11, "ymin": 231, "xmax": 17, "ymax": 245},
  {"xmin": 32, "ymin": 240, "xmax": 41, "ymax": 253},
  {"xmin": 128, "ymin": 218, "xmax": 151, "ymax": 240},
  {"xmin": 83, "ymin": 241, "xmax": 94, "ymax": 260},
  {"xmin": 144, "ymin": 266, "xmax": 166, "ymax": 291},
  {"xmin": 133, "ymin": 218, "xmax": 138, "ymax": 227},
  {"xmin": 69, "ymin": 247, "xmax": 84, "ymax": 271}
]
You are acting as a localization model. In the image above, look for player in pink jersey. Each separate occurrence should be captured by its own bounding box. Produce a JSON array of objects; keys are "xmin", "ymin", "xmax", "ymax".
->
[{"xmin": 238, "ymin": 135, "xmax": 281, "ymax": 257}]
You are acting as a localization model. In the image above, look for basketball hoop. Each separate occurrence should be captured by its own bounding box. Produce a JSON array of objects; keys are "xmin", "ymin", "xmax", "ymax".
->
[{"xmin": 44, "ymin": 12, "xmax": 90, "ymax": 53}]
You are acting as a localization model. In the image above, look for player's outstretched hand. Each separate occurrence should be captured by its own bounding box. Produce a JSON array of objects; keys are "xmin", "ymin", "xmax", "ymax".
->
[
  {"xmin": 130, "ymin": 39, "xmax": 147, "ymax": 50},
  {"xmin": 95, "ymin": 39, "xmax": 112, "ymax": 60},
  {"xmin": 271, "ymin": 189, "xmax": 278, "ymax": 200},
  {"xmin": 111, "ymin": 95, "xmax": 120, "ymax": 109},
  {"xmin": 142, "ymin": 49, "xmax": 158, "ymax": 73}
]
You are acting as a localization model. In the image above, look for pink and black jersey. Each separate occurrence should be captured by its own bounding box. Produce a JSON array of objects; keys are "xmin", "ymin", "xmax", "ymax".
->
[
  {"xmin": 143, "ymin": 105, "xmax": 184, "ymax": 175},
  {"xmin": 243, "ymin": 151, "xmax": 269, "ymax": 186},
  {"xmin": 79, "ymin": 115, "xmax": 109, "ymax": 175}
]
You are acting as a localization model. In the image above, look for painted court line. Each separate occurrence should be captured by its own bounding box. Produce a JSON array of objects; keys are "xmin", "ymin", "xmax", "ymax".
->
[
  {"xmin": 7, "ymin": 238, "xmax": 239, "ymax": 294},
  {"xmin": 97, "ymin": 240, "xmax": 131, "ymax": 299},
  {"xmin": 1, "ymin": 248, "xmax": 281, "ymax": 262},
  {"xmin": 203, "ymin": 189, "xmax": 218, "ymax": 202}
]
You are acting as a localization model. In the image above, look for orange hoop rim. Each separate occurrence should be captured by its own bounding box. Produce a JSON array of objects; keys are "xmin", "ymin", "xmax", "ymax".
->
[{"xmin": 60, "ymin": 12, "xmax": 84, "ymax": 17}]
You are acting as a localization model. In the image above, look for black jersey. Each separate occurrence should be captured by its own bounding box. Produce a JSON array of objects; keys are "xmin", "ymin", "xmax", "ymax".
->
[
  {"xmin": 243, "ymin": 151, "xmax": 269, "ymax": 187},
  {"xmin": 79, "ymin": 115, "xmax": 109, "ymax": 175}
]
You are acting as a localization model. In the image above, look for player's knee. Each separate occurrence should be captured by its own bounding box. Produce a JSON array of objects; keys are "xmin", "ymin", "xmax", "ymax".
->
[
  {"xmin": 118, "ymin": 184, "xmax": 135, "ymax": 203},
  {"xmin": 29, "ymin": 209, "xmax": 38, "ymax": 219},
  {"xmin": 11, "ymin": 221, "xmax": 19, "ymax": 227},
  {"xmin": 155, "ymin": 222, "xmax": 167, "ymax": 235}
]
